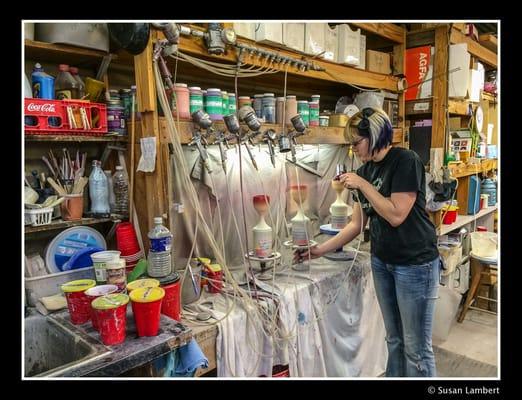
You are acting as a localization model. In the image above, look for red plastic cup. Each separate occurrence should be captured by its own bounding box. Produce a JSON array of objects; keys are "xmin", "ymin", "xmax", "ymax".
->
[
  {"xmin": 116, "ymin": 222, "xmax": 141, "ymax": 256},
  {"xmin": 61, "ymin": 279, "xmax": 96, "ymax": 325},
  {"xmin": 85, "ymin": 284, "xmax": 119, "ymax": 330},
  {"xmin": 129, "ymin": 287, "xmax": 165, "ymax": 337},
  {"xmin": 159, "ymin": 273, "xmax": 181, "ymax": 321},
  {"xmin": 91, "ymin": 293, "xmax": 130, "ymax": 345}
]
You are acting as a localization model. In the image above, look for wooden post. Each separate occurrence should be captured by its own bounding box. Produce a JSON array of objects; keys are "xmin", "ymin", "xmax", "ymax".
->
[
  {"xmin": 133, "ymin": 30, "xmax": 167, "ymax": 250},
  {"xmin": 431, "ymin": 25, "xmax": 449, "ymax": 152},
  {"xmin": 394, "ymin": 28, "xmax": 406, "ymax": 147}
]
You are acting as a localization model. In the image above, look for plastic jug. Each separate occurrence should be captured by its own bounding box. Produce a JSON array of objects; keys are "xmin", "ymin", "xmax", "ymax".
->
[{"xmin": 31, "ymin": 63, "xmax": 55, "ymax": 99}]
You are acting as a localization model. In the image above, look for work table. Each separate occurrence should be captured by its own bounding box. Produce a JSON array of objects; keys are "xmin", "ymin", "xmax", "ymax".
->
[{"xmin": 47, "ymin": 308, "xmax": 192, "ymax": 377}]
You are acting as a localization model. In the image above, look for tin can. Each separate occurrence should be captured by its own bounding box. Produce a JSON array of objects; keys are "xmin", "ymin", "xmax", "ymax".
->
[
  {"xmin": 189, "ymin": 86, "xmax": 204, "ymax": 114},
  {"xmin": 106, "ymin": 258, "xmax": 127, "ymax": 292},
  {"xmin": 309, "ymin": 101, "xmax": 319, "ymax": 126},
  {"xmin": 221, "ymin": 91, "xmax": 229, "ymax": 117},
  {"xmin": 205, "ymin": 88, "xmax": 223, "ymax": 121},
  {"xmin": 297, "ymin": 100, "xmax": 310, "ymax": 127}
]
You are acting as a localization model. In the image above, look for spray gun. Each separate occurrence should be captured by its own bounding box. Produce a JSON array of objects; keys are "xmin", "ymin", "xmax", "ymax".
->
[
  {"xmin": 225, "ymin": 112, "xmax": 259, "ymax": 171},
  {"xmin": 263, "ymin": 129, "xmax": 278, "ymax": 168},
  {"xmin": 189, "ymin": 110, "xmax": 213, "ymax": 174},
  {"xmin": 151, "ymin": 23, "xmax": 181, "ymax": 57},
  {"xmin": 279, "ymin": 114, "xmax": 307, "ymax": 163}
]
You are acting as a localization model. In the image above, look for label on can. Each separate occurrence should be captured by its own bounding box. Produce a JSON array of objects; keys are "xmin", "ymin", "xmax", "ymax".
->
[
  {"xmin": 205, "ymin": 99, "xmax": 222, "ymax": 115},
  {"xmin": 331, "ymin": 215, "xmax": 348, "ymax": 230},
  {"xmin": 190, "ymin": 97, "xmax": 203, "ymax": 113},
  {"xmin": 292, "ymin": 225, "xmax": 309, "ymax": 246},
  {"xmin": 150, "ymin": 236, "xmax": 172, "ymax": 252},
  {"xmin": 94, "ymin": 264, "xmax": 107, "ymax": 284},
  {"xmin": 107, "ymin": 268, "xmax": 127, "ymax": 292}
]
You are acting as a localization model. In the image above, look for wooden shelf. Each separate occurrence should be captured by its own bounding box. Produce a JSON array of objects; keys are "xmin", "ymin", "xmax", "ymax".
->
[
  {"xmin": 439, "ymin": 205, "xmax": 497, "ymax": 236},
  {"xmin": 152, "ymin": 118, "xmax": 403, "ymax": 145},
  {"xmin": 350, "ymin": 23, "xmax": 405, "ymax": 44},
  {"xmin": 406, "ymin": 98, "xmax": 472, "ymax": 117},
  {"xmin": 25, "ymin": 217, "xmax": 117, "ymax": 234},
  {"xmin": 449, "ymin": 159, "xmax": 497, "ymax": 178},
  {"xmin": 176, "ymin": 33, "xmax": 400, "ymax": 91},
  {"xmin": 25, "ymin": 135, "xmax": 128, "ymax": 143},
  {"xmin": 478, "ymin": 34, "xmax": 497, "ymax": 53}
]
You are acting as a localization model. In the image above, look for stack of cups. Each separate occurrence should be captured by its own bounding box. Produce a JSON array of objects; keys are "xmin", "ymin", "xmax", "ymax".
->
[
  {"xmin": 130, "ymin": 287, "xmax": 165, "ymax": 337},
  {"xmin": 61, "ymin": 279, "xmax": 96, "ymax": 325},
  {"xmin": 91, "ymin": 293, "xmax": 130, "ymax": 345},
  {"xmin": 116, "ymin": 222, "xmax": 144, "ymax": 275},
  {"xmin": 85, "ymin": 284, "xmax": 119, "ymax": 330}
]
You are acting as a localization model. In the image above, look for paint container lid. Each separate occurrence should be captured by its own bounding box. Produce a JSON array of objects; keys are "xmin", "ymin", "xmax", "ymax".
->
[
  {"xmin": 191, "ymin": 257, "xmax": 211, "ymax": 266},
  {"xmin": 61, "ymin": 279, "xmax": 96, "ymax": 293},
  {"xmin": 127, "ymin": 278, "xmax": 160, "ymax": 292},
  {"xmin": 107, "ymin": 258, "xmax": 126, "ymax": 269},
  {"xmin": 311, "ymin": 95, "xmax": 321, "ymax": 99},
  {"xmin": 238, "ymin": 96, "xmax": 251, "ymax": 100},
  {"xmin": 207, "ymin": 88, "xmax": 221, "ymax": 93},
  {"xmin": 297, "ymin": 100, "xmax": 309, "ymax": 104},
  {"xmin": 286, "ymin": 95, "xmax": 296, "ymax": 99},
  {"xmin": 85, "ymin": 284, "xmax": 119, "ymax": 297},
  {"xmin": 309, "ymin": 101, "xmax": 319, "ymax": 107},
  {"xmin": 92, "ymin": 293, "xmax": 129, "ymax": 310},
  {"xmin": 129, "ymin": 287, "xmax": 165, "ymax": 303},
  {"xmin": 263, "ymin": 93, "xmax": 275, "ymax": 97},
  {"xmin": 254, "ymin": 94, "xmax": 263, "ymax": 98},
  {"xmin": 175, "ymin": 83, "xmax": 188, "ymax": 88},
  {"xmin": 276, "ymin": 97, "xmax": 285, "ymax": 101},
  {"xmin": 189, "ymin": 86, "xmax": 201, "ymax": 91},
  {"xmin": 207, "ymin": 264, "xmax": 222, "ymax": 273},
  {"xmin": 157, "ymin": 272, "xmax": 180, "ymax": 286}
]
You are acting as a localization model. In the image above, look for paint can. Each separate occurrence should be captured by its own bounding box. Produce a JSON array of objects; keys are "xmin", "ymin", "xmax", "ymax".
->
[
  {"xmin": 228, "ymin": 93, "xmax": 237, "ymax": 115},
  {"xmin": 297, "ymin": 100, "xmax": 310, "ymax": 127},
  {"xmin": 107, "ymin": 103, "xmax": 126, "ymax": 135},
  {"xmin": 189, "ymin": 86, "xmax": 204, "ymax": 114},
  {"xmin": 253, "ymin": 94, "xmax": 264, "ymax": 118},
  {"xmin": 276, "ymin": 97, "xmax": 285, "ymax": 125},
  {"xmin": 309, "ymin": 101, "xmax": 319, "ymax": 126},
  {"xmin": 262, "ymin": 93, "xmax": 276, "ymax": 123},
  {"xmin": 106, "ymin": 257, "xmax": 127, "ymax": 292},
  {"xmin": 221, "ymin": 91, "xmax": 229, "ymax": 117},
  {"xmin": 205, "ymin": 88, "xmax": 223, "ymax": 121},
  {"xmin": 285, "ymin": 95, "xmax": 297, "ymax": 125},
  {"xmin": 238, "ymin": 96, "xmax": 252, "ymax": 109},
  {"xmin": 319, "ymin": 115, "xmax": 330, "ymax": 127},
  {"xmin": 91, "ymin": 250, "xmax": 121, "ymax": 285},
  {"xmin": 172, "ymin": 83, "xmax": 190, "ymax": 119}
]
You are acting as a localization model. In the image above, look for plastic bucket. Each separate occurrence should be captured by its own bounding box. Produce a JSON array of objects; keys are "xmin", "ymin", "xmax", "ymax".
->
[
  {"xmin": 470, "ymin": 231, "xmax": 498, "ymax": 258},
  {"xmin": 92, "ymin": 293, "xmax": 129, "ymax": 345},
  {"xmin": 442, "ymin": 206, "xmax": 459, "ymax": 225},
  {"xmin": 159, "ymin": 273, "xmax": 181, "ymax": 321},
  {"xmin": 61, "ymin": 279, "xmax": 96, "ymax": 325},
  {"xmin": 130, "ymin": 287, "xmax": 165, "ymax": 337},
  {"xmin": 85, "ymin": 284, "xmax": 118, "ymax": 330},
  {"xmin": 181, "ymin": 259, "xmax": 208, "ymax": 305}
]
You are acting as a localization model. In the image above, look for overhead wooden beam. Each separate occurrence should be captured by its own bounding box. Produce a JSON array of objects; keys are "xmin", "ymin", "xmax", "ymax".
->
[
  {"xmin": 478, "ymin": 34, "xmax": 498, "ymax": 53},
  {"xmin": 450, "ymin": 28, "xmax": 497, "ymax": 68},
  {"xmin": 176, "ymin": 34, "xmax": 399, "ymax": 91},
  {"xmin": 350, "ymin": 23, "xmax": 405, "ymax": 44}
]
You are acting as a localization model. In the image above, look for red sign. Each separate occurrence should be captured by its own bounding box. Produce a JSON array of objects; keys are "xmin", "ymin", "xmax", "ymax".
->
[{"xmin": 405, "ymin": 46, "xmax": 432, "ymax": 101}]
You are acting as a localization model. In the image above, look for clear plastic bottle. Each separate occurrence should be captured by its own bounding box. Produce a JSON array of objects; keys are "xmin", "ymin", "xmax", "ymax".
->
[
  {"xmin": 89, "ymin": 160, "xmax": 110, "ymax": 216},
  {"xmin": 147, "ymin": 217, "xmax": 173, "ymax": 278},
  {"xmin": 55, "ymin": 64, "xmax": 80, "ymax": 100},
  {"xmin": 104, "ymin": 170, "xmax": 116, "ymax": 213},
  {"xmin": 112, "ymin": 166, "xmax": 128, "ymax": 216},
  {"xmin": 69, "ymin": 67, "xmax": 86, "ymax": 99}
]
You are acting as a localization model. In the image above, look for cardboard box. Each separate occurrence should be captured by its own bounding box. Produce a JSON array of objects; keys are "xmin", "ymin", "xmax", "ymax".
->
[
  {"xmin": 255, "ymin": 23, "xmax": 283, "ymax": 45},
  {"xmin": 283, "ymin": 23, "xmax": 305, "ymax": 52},
  {"xmin": 405, "ymin": 46, "xmax": 434, "ymax": 100},
  {"xmin": 233, "ymin": 23, "xmax": 256, "ymax": 40},
  {"xmin": 448, "ymin": 43, "xmax": 470, "ymax": 99},
  {"xmin": 304, "ymin": 23, "xmax": 326, "ymax": 56},
  {"xmin": 323, "ymin": 24, "xmax": 338, "ymax": 62},
  {"xmin": 356, "ymin": 34, "xmax": 366, "ymax": 70},
  {"xmin": 366, "ymin": 50, "xmax": 391, "ymax": 74},
  {"xmin": 468, "ymin": 61, "xmax": 485, "ymax": 102},
  {"xmin": 337, "ymin": 24, "xmax": 361, "ymax": 66}
]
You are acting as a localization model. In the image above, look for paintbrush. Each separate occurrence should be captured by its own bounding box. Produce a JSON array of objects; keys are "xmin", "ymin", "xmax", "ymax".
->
[{"xmin": 47, "ymin": 177, "xmax": 67, "ymax": 196}]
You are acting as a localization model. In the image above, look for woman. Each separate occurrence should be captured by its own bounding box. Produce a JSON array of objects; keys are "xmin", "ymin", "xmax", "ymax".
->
[{"xmin": 296, "ymin": 107, "xmax": 440, "ymax": 377}]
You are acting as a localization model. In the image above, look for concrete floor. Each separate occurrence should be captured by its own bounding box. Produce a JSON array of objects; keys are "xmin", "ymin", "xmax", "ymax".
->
[{"xmin": 433, "ymin": 309, "xmax": 498, "ymax": 377}]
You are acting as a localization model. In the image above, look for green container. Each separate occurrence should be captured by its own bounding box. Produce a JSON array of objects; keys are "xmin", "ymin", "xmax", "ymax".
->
[
  {"xmin": 309, "ymin": 101, "xmax": 319, "ymax": 126},
  {"xmin": 205, "ymin": 88, "xmax": 222, "ymax": 121},
  {"xmin": 222, "ymin": 91, "xmax": 229, "ymax": 117},
  {"xmin": 228, "ymin": 93, "xmax": 236, "ymax": 114},
  {"xmin": 297, "ymin": 100, "xmax": 310, "ymax": 127},
  {"xmin": 189, "ymin": 86, "xmax": 203, "ymax": 114}
]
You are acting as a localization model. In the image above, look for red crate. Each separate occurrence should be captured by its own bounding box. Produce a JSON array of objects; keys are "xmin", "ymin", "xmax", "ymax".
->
[{"xmin": 24, "ymin": 98, "xmax": 108, "ymax": 136}]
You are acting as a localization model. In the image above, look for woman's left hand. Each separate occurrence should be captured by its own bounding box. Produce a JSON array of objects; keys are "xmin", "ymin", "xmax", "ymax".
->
[{"xmin": 340, "ymin": 173, "xmax": 366, "ymax": 190}]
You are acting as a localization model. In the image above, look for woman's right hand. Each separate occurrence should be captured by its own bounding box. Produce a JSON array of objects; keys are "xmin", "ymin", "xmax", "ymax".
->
[{"xmin": 293, "ymin": 244, "xmax": 323, "ymax": 263}]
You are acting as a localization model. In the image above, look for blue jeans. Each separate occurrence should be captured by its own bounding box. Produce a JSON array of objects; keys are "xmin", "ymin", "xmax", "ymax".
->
[{"xmin": 371, "ymin": 255, "xmax": 440, "ymax": 377}]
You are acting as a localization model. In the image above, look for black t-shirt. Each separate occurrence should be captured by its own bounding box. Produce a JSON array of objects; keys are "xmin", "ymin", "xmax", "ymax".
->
[{"xmin": 353, "ymin": 147, "xmax": 439, "ymax": 265}]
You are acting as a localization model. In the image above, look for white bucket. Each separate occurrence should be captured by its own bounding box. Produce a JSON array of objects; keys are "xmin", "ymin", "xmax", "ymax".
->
[
  {"xmin": 90, "ymin": 251, "xmax": 121, "ymax": 283},
  {"xmin": 470, "ymin": 232, "xmax": 497, "ymax": 259}
]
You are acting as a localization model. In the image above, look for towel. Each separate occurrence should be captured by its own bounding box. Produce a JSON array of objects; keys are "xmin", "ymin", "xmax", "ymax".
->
[{"xmin": 153, "ymin": 339, "xmax": 209, "ymax": 377}]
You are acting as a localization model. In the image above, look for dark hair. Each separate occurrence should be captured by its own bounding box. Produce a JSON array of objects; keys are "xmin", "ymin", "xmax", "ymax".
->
[{"xmin": 353, "ymin": 107, "xmax": 393, "ymax": 155}]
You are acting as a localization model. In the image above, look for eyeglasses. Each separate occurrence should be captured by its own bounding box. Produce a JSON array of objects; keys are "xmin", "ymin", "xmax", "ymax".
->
[{"xmin": 349, "ymin": 137, "xmax": 366, "ymax": 147}]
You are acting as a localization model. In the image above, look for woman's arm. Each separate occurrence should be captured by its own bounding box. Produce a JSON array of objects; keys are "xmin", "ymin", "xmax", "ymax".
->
[
  {"xmin": 342, "ymin": 173, "xmax": 416, "ymax": 227},
  {"xmin": 294, "ymin": 202, "xmax": 368, "ymax": 261}
]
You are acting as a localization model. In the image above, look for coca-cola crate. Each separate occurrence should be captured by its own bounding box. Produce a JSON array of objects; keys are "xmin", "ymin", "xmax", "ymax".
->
[{"xmin": 24, "ymin": 98, "xmax": 108, "ymax": 136}]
